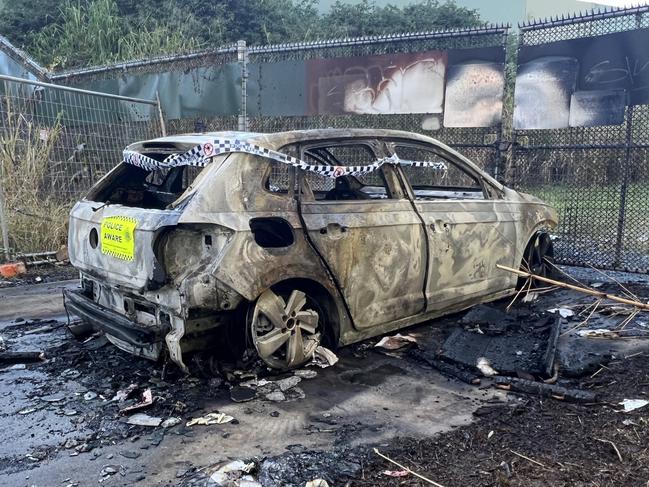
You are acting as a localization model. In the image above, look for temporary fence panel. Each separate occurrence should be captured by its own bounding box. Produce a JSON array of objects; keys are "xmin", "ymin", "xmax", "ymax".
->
[{"xmin": 0, "ymin": 74, "xmax": 162, "ymax": 258}]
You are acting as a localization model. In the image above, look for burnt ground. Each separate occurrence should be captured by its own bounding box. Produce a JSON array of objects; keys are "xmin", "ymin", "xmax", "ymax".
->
[
  {"xmin": 0, "ymin": 263, "xmax": 78, "ymax": 289},
  {"xmin": 0, "ymin": 266, "xmax": 648, "ymax": 486}
]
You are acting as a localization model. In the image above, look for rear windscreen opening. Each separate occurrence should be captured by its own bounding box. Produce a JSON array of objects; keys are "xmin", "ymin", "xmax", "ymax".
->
[{"xmin": 89, "ymin": 143, "xmax": 211, "ymax": 209}]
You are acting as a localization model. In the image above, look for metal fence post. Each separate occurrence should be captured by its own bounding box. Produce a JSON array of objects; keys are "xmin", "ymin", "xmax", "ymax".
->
[
  {"xmin": 155, "ymin": 90, "xmax": 167, "ymax": 137},
  {"xmin": 0, "ymin": 178, "xmax": 10, "ymax": 261},
  {"xmin": 237, "ymin": 40, "xmax": 249, "ymax": 132}
]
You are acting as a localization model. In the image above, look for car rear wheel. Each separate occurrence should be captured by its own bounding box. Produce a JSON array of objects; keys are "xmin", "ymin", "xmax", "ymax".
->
[{"xmin": 250, "ymin": 288, "xmax": 322, "ymax": 370}]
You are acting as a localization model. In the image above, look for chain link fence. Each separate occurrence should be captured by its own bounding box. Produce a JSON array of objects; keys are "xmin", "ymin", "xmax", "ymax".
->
[
  {"xmin": 246, "ymin": 27, "xmax": 508, "ymax": 178},
  {"xmin": 4, "ymin": 8, "xmax": 649, "ymax": 273},
  {"xmin": 507, "ymin": 7, "xmax": 649, "ymax": 273},
  {"xmin": 0, "ymin": 74, "xmax": 162, "ymax": 259}
]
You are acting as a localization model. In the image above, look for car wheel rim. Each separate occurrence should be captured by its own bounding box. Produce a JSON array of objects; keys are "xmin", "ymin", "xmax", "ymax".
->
[{"xmin": 251, "ymin": 289, "xmax": 321, "ymax": 370}]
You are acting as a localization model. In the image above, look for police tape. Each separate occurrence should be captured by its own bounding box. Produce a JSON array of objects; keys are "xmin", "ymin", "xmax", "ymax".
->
[{"xmin": 123, "ymin": 138, "xmax": 447, "ymax": 178}]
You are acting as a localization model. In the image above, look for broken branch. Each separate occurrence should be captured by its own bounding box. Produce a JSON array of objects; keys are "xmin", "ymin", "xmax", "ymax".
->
[
  {"xmin": 494, "ymin": 376, "xmax": 598, "ymax": 403},
  {"xmin": 410, "ymin": 350, "xmax": 481, "ymax": 385},
  {"xmin": 373, "ymin": 448, "xmax": 445, "ymax": 487},
  {"xmin": 510, "ymin": 449, "xmax": 547, "ymax": 468},
  {"xmin": 595, "ymin": 438, "xmax": 623, "ymax": 462},
  {"xmin": 497, "ymin": 265, "xmax": 649, "ymax": 311}
]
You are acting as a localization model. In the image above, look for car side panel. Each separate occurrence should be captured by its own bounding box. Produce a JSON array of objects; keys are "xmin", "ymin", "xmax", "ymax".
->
[{"xmin": 300, "ymin": 199, "xmax": 427, "ymax": 329}]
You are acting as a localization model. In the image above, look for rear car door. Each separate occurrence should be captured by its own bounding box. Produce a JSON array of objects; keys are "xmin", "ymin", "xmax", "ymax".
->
[
  {"xmin": 296, "ymin": 141, "xmax": 427, "ymax": 329},
  {"xmin": 390, "ymin": 142, "xmax": 518, "ymax": 310}
]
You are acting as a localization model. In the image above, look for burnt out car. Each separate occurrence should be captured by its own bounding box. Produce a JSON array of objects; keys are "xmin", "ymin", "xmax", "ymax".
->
[{"xmin": 64, "ymin": 129, "xmax": 557, "ymax": 372}]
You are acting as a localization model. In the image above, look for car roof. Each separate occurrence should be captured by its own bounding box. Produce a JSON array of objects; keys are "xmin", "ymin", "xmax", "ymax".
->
[{"xmin": 130, "ymin": 128, "xmax": 503, "ymax": 190}]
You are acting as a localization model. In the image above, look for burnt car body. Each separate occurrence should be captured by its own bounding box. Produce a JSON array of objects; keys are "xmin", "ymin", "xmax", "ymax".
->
[{"xmin": 64, "ymin": 129, "xmax": 558, "ymax": 372}]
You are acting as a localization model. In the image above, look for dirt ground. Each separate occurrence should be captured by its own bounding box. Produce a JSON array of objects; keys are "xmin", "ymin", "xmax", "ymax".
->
[{"xmin": 1, "ymin": 265, "xmax": 648, "ymax": 487}]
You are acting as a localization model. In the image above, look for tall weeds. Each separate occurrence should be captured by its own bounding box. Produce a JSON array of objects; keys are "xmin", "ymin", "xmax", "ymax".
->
[{"xmin": 0, "ymin": 99, "xmax": 69, "ymax": 255}]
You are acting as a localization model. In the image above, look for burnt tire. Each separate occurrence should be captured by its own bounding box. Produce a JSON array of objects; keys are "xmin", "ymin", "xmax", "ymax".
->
[{"xmin": 519, "ymin": 231, "xmax": 555, "ymax": 289}]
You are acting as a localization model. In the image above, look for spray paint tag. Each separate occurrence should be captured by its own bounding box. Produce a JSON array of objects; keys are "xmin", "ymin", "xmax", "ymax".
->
[{"xmin": 101, "ymin": 216, "xmax": 137, "ymax": 261}]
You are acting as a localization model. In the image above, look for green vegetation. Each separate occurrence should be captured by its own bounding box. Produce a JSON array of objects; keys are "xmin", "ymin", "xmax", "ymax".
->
[{"xmin": 0, "ymin": 0, "xmax": 483, "ymax": 70}]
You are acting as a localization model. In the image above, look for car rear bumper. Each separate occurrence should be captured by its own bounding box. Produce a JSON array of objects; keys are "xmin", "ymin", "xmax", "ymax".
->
[{"xmin": 63, "ymin": 288, "xmax": 163, "ymax": 351}]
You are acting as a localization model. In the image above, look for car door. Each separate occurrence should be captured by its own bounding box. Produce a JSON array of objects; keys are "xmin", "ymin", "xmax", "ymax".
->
[
  {"xmin": 389, "ymin": 141, "xmax": 519, "ymax": 310},
  {"xmin": 297, "ymin": 140, "xmax": 427, "ymax": 329}
]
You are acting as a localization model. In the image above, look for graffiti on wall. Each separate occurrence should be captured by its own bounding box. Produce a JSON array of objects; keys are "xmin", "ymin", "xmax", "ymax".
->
[
  {"xmin": 514, "ymin": 27, "xmax": 649, "ymax": 129},
  {"xmin": 302, "ymin": 46, "xmax": 505, "ymax": 128}
]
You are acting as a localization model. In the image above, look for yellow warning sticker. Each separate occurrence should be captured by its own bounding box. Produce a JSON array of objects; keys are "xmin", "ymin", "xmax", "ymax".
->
[{"xmin": 100, "ymin": 216, "xmax": 137, "ymax": 261}]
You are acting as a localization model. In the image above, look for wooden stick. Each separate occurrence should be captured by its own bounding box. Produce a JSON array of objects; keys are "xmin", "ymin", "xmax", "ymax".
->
[
  {"xmin": 510, "ymin": 450, "xmax": 547, "ymax": 468},
  {"xmin": 595, "ymin": 438, "xmax": 623, "ymax": 462},
  {"xmin": 373, "ymin": 448, "xmax": 445, "ymax": 487},
  {"xmin": 497, "ymin": 265, "xmax": 649, "ymax": 311}
]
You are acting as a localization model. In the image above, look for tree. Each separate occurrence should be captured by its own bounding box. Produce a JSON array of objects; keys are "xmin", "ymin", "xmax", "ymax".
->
[{"xmin": 0, "ymin": 0, "xmax": 483, "ymax": 70}]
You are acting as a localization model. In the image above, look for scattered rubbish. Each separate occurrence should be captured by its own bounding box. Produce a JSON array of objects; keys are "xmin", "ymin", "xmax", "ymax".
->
[
  {"xmin": 161, "ymin": 417, "xmax": 182, "ymax": 428},
  {"xmin": 265, "ymin": 391, "xmax": 286, "ymax": 402},
  {"xmin": 294, "ymin": 369, "xmax": 318, "ymax": 379},
  {"xmin": 0, "ymin": 351, "xmax": 46, "ymax": 364},
  {"xmin": 374, "ymin": 448, "xmax": 444, "ymax": 487},
  {"xmin": 522, "ymin": 292, "xmax": 539, "ymax": 303},
  {"xmin": 83, "ymin": 391, "xmax": 97, "ymax": 401},
  {"xmin": 382, "ymin": 470, "xmax": 409, "ymax": 477},
  {"xmin": 276, "ymin": 376, "xmax": 302, "ymax": 392},
  {"xmin": 305, "ymin": 480, "xmax": 330, "ymax": 487},
  {"xmin": 24, "ymin": 324, "xmax": 58, "ymax": 335},
  {"xmin": 186, "ymin": 412, "xmax": 234, "ymax": 426},
  {"xmin": 578, "ymin": 329, "xmax": 649, "ymax": 339},
  {"xmin": 494, "ymin": 376, "xmax": 597, "ymax": 403},
  {"xmin": 120, "ymin": 388, "xmax": 154, "ymax": 414},
  {"xmin": 374, "ymin": 334, "xmax": 418, "ymax": 351},
  {"xmin": 230, "ymin": 386, "xmax": 257, "ymax": 403},
  {"xmin": 487, "ymin": 430, "xmax": 495, "ymax": 439},
  {"xmin": 209, "ymin": 460, "xmax": 255, "ymax": 486},
  {"xmin": 591, "ymin": 282, "xmax": 604, "ymax": 288},
  {"xmin": 618, "ymin": 399, "xmax": 649, "ymax": 413},
  {"xmin": 119, "ymin": 450, "xmax": 141, "ymax": 459},
  {"xmin": 7, "ymin": 363, "xmax": 26, "ymax": 370},
  {"xmin": 0, "ymin": 261, "xmax": 26, "ymax": 278},
  {"xmin": 41, "ymin": 392, "xmax": 66, "ymax": 403},
  {"xmin": 126, "ymin": 413, "xmax": 162, "ymax": 427},
  {"xmin": 476, "ymin": 357, "xmax": 498, "ymax": 377},
  {"xmin": 112, "ymin": 384, "xmax": 138, "ymax": 402},
  {"xmin": 310, "ymin": 346, "xmax": 338, "ymax": 368},
  {"xmin": 548, "ymin": 307, "xmax": 575, "ymax": 318},
  {"xmin": 18, "ymin": 407, "xmax": 37, "ymax": 415}
]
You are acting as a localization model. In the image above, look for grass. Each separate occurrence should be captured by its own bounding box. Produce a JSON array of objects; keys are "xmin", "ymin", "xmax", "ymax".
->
[{"xmin": 522, "ymin": 183, "xmax": 649, "ymax": 256}]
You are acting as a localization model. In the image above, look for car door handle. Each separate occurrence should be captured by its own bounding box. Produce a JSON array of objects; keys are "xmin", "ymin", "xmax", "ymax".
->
[
  {"xmin": 429, "ymin": 220, "xmax": 449, "ymax": 232},
  {"xmin": 319, "ymin": 223, "xmax": 347, "ymax": 235}
]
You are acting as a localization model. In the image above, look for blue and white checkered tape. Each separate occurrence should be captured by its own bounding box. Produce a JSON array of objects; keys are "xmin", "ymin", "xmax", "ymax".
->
[{"xmin": 123, "ymin": 138, "xmax": 447, "ymax": 178}]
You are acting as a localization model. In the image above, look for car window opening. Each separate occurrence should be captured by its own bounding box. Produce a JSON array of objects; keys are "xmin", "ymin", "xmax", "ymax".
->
[
  {"xmin": 91, "ymin": 146, "xmax": 209, "ymax": 210},
  {"xmin": 268, "ymin": 143, "xmax": 393, "ymax": 201},
  {"xmin": 395, "ymin": 145, "xmax": 485, "ymax": 201}
]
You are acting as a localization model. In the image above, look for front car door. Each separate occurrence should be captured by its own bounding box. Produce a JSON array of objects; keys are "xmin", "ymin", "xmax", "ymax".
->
[
  {"xmin": 295, "ymin": 140, "xmax": 427, "ymax": 329},
  {"xmin": 388, "ymin": 140, "xmax": 519, "ymax": 310}
]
